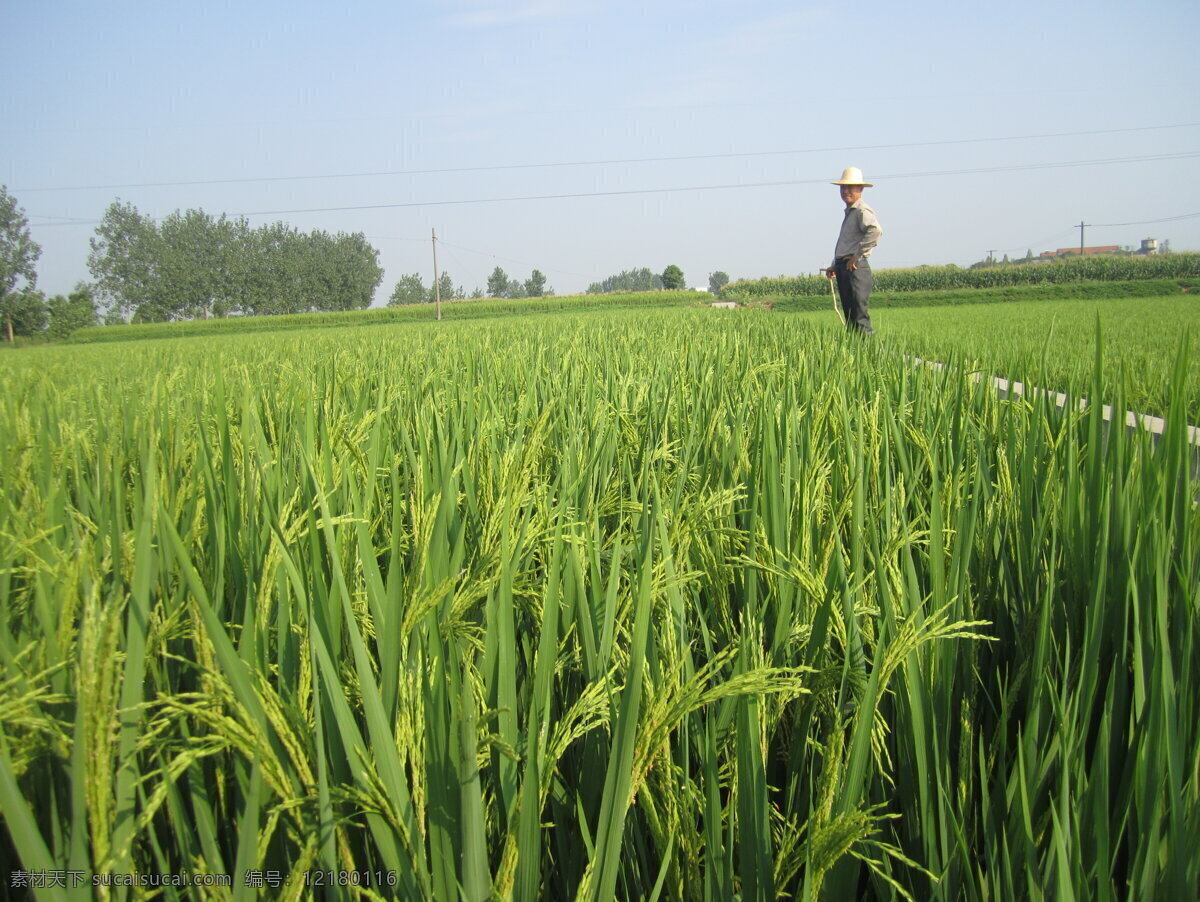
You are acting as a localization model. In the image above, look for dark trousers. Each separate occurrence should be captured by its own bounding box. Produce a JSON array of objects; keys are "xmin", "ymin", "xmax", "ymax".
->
[{"xmin": 833, "ymin": 257, "xmax": 874, "ymax": 333}]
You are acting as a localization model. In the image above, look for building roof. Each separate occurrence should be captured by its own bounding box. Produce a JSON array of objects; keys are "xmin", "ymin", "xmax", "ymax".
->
[{"xmin": 1040, "ymin": 245, "xmax": 1121, "ymax": 257}]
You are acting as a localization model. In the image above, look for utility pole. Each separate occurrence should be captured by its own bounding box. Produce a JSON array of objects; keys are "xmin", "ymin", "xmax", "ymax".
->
[
  {"xmin": 432, "ymin": 227, "xmax": 442, "ymax": 321},
  {"xmin": 987, "ymin": 249, "xmax": 997, "ymax": 265},
  {"xmin": 1075, "ymin": 220, "xmax": 1087, "ymax": 257}
]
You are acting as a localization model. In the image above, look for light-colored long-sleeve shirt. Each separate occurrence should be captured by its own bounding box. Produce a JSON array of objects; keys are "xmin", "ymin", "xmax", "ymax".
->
[{"xmin": 831, "ymin": 199, "xmax": 882, "ymax": 267}]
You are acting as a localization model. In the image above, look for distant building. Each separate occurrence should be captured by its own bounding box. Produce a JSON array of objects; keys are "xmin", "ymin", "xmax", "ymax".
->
[
  {"xmin": 1038, "ymin": 238, "xmax": 1164, "ymax": 258},
  {"xmin": 1040, "ymin": 245, "xmax": 1121, "ymax": 258}
]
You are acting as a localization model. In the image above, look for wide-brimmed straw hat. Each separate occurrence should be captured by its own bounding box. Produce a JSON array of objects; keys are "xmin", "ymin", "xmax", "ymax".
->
[{"xmin": 831, "ymin": 166, "xmax": 873, "ymax": 187}]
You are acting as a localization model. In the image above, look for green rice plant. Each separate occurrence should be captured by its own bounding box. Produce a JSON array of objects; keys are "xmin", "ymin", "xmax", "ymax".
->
[
  {"xmin": 1, "ymin": 307, "xmax": 1196, "ymax": 899},
  {"xmin": 791, "ymin": 295, "xmax": 1200, "ymax": 422}
]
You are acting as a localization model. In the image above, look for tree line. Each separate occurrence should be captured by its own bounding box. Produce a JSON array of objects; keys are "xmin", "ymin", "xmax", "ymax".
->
[
  {"xmin": 1, "ymin": 186, "xmax": 101, "ymax": 342},
  {"xmin": 2, "ymin": 183, "xmax": 733, "ymax": 342},
  {"xmin": 585, "ymin": 265, "xmax": 730, "ymax": 294},
  {"xmin": 0, "ymin": 283, "xmax": 99, "ymax": 343},
  {"xmin": 387, "ymin": 266, "xmax": 551, "ymax": 305},
  {"xmin": 87, "ymin": 202, "xmax": 383, "ymax": 322}
]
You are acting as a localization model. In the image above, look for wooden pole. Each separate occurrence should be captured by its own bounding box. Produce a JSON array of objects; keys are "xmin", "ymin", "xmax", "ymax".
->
[{"xmin": 432, "ymin": 228, "xmax": 442, "ymax": 321}]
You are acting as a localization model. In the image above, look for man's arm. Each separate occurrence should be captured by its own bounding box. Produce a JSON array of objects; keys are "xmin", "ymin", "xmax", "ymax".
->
[{"xmin": 856, "ymin": 207, "xmax": 883, "ymax": 258}]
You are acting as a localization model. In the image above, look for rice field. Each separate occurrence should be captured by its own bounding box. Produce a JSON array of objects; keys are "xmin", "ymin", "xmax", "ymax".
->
[
  {"xmin": 2, "ymin": 307, "xmax": 1198, "ymax": 900},
  {"xmin": 795, "ymin": 294, "xmax": 1200, "ymax": 422},
  {"xmin": 67, "ymin": 291, "xmax": 711, "ymax": 346}
]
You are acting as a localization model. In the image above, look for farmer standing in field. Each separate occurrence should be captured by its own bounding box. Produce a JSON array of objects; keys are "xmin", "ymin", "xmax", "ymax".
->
[{"xmin": 824, "ymin": 167, "xmax": 882, "ymax": 334}]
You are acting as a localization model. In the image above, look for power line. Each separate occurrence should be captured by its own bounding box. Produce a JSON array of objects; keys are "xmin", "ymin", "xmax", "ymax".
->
[
  {"xmin": 1089, "ymin": 212, "xmax": 1200, "ymax": 227},
  {"xmin": 985, "ymin": 231, "xmax": 1075, "ymax": 255},
  {"xmin": 28, "ymin": 215, "xmax": 102, "ymax": 226},
  {"xmin": 367, "ymin": 235, "xmax": 592, "ymax": 280},
  {"xmin": 26, "ymin": 154, "xmax": 1200, "ymax": 233},
  {"xmin": 228, "ymin": 150, "xmax": 1200, "ymax": 217},
  {"xmin": 13, "ymin": 122, "xmax": 1200, "ymax": 193},
  {"xmin": 984, "ymin": 214, "xmax": 1199, "ymax": 258},
  {"xmin": 438, "ymin": 239, "xmax": 591, "ymax": 278}
]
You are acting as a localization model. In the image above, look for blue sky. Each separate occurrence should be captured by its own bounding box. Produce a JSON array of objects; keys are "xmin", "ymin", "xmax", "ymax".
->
[{"xmin": 3, "ymin": 0, "xmax": 1198, "ymax": 300}]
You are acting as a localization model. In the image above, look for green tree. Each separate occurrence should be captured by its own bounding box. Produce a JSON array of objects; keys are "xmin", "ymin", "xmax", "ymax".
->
[
  {"xmin": 241, "ymin": 221, "xmax": 305, "ymax": 315},
  {"xmin": 388, "ymin": 273, "xmax": 427, "ymax": 305},
  {"xmin": 429, "ymin": 272, "xmax": 456, "ymax": 303},
  {"xmin": 327, "ymin": 231, "xmax": 382, "ymax": 310},
  {"xmin": 46, "ymin": 284, "xmax": 98, "ymax": 340},
  {"xmin": 524, "ymin": 269, "xmax": 548, "ymax": 297},
  {"xmin": 88, "ymin": 201, "xmax": 164, "ymax": 321},
  {"xmin": 90, "ymin": 202, "xmax": 383, "ymax": 318},
  {"xmin": 1, "ymin": 186, "xmax": 43, "ymax": 342},
  {"xmin": 708, "ymin": 271, "xmax": 730, "ymax": 294},
  {"xmin": 487, "ymin": 266, "xmax": 509, "ymax": 298},
  {"xmin": 2, "ymin": 288, "xmax": 48, "ymax": 338},
  {"xmin": 586, "ymin": 267, "xmax": 663, "ymax": 293},
  {"xmin": 662, "ymin": 264, "xmax": 685, "ymax": 290},
  {"xmin": 299, "ymin": 230, "xmax": 381, "ymax": 311},
  {"xmin": 157, "ymin": 209, "xmax": 242, "ymax": 319}
]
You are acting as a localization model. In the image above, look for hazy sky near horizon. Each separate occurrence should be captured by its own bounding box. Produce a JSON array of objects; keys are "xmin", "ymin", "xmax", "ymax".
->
[{"xmin": 3, "ymin": 0, "xmax": 1199, "ymax": 301}]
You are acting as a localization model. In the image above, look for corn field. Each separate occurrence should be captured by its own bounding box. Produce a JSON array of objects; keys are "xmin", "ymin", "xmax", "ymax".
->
[
  {"xmin": 1, "ymin": 308, "xmax": 1197, "ymax": 900},
  {"xmin": 723, "ymin": 252, "xmax": 1200, "ymax": 300}
]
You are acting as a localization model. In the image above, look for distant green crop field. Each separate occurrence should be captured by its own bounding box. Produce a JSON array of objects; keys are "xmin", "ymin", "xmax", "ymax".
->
[
  {"xmin": 724, "ymin": 252, "xmax": 1200, "ymax": 300},
  {"xmin": 767, "ymin": 277, "xmax": 1197, "ymax": 313},
  {"xmin": 2, "ymin": 308, "xmax": 1197, "ymax": 899},
  {"xmin": 793, "ymin": 294, "xmax": 1200, "ymax": 421},
  {"xmin": 68, "ymin": 289, "xmax": 712, "ymax": 344}
]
